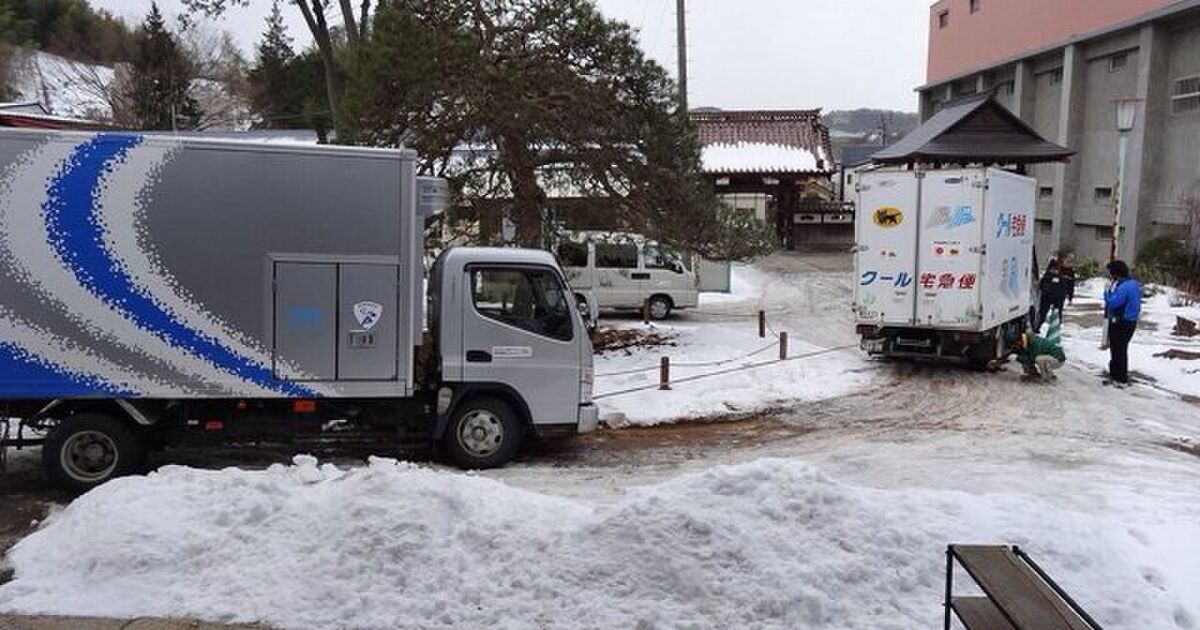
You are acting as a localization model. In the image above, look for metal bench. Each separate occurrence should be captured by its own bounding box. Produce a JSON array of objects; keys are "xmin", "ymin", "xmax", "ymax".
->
[{"xmin": 944, "ymin": 545, "xmax": 1103, "ymax": 630}]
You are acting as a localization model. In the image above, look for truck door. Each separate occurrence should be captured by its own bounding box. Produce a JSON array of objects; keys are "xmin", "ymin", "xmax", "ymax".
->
[
  {"xmin": 593, "ymin": 240, "xmax": 641, "ymax": 308},
  {"xmin": 856, "ymin": 172, "xmax": 921, "ymax": 325},
  {"xmin": 273, "ymin": 260, "xmax": 399, "ymax": 382},
  {"xmin": 916, "ymin": 170, "xmax": 986, "ymax": 328},
  {"xmin": 461, "ymin": 265, "xmax": 581, "ymax": 425},
  {"xmin": 337, "ymin": 263, "xmax": 399, "ymax": 380},
  {"xmin": 274, "ymin": 262, "xmax": 337, "ymax": 380}
]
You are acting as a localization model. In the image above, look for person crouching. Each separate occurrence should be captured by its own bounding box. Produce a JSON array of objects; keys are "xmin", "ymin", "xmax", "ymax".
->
[{"xmin": 1012, "ymin": 310, "xmax": 1066, "ymax": 382}]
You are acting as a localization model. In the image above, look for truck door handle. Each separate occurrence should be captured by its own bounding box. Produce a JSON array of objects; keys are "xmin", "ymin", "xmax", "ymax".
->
[
  {"xmin": 466, "ymin": 350, "xmax": 492, "ymax": 363},
  {"xmin": 631, "ymin": 272, "xmax": 651, "ymax": 280}
]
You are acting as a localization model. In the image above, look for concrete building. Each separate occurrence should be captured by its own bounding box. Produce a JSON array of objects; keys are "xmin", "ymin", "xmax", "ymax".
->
[{"xmin": 918, "ymin": 0, "xmax": 1200, "ymax": 262}]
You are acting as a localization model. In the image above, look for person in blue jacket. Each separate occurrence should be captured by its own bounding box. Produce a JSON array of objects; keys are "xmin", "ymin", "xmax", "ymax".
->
[{"xmin": 1103, "ymin": 260, "xmax": 1141, "ymax": 386}]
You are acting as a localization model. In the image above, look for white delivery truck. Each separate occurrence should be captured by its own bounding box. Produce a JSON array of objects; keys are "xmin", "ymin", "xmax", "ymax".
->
[
  {"xmin": 853, "ymin": 167, "xmax": 1037, "ymax": 366},
  {"xmin": 555, "ymin": 232, "xmax": 699, "ymax": 320},
  {"xmin": 0, "ymin": 128, "xmax": 598, "ymax": 490}
]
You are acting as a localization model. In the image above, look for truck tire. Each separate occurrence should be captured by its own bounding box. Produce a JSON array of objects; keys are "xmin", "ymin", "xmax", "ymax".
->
[
  {"xmin": 646, "ymin": 295, "xmax": 672, "ymax": 320},
  {"xmin": 443, "ymin": 396, "xmax": 523, "ymax": 469},
  {"xmin": 43, "ymin": 413, "xmax": 146, "ymax": 493}
]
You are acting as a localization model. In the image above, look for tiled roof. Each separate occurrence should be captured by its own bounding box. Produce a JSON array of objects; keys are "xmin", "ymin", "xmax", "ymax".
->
[{"xmin": 691, "ymin": 109, "xmax": 833, "ymax": 174}]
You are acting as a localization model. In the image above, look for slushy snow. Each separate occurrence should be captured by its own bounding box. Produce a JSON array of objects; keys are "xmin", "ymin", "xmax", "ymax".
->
[
  {"xmin": 1, "ymin": 456, "xmax": 1195, "ymax": 630},
  {"xmin": 1062, "ymin": 279, "xmax": 1200, "ymax": 396},
  {"xmin": 596, "ymin": 262, "xmax": 876, "ymax": 427}
]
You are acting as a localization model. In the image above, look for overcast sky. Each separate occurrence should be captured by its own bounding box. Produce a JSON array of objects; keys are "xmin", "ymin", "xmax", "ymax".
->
[{"xmin": 91, "ymin": 0, "xmax": 930, "ymax": 113}]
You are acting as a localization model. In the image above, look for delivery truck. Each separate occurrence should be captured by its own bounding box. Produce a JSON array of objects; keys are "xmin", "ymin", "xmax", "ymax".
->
[
  {"xmin": 0, "ymin": 128, "xmax": 598, "ymax": 490},
  {"xmin": 853, "ymin": 167, "xmax": 1037, "ymax": 366}
]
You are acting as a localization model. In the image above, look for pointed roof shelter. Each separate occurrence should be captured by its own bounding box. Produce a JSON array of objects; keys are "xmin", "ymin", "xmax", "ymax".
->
[{"xmin": 871, "ymin": 93, "xmax": 1073, "ymax": 166}]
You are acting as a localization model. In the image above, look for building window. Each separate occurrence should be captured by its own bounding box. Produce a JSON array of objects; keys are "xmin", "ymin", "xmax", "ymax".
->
[
  {"xmin": 1039, "ymin": 186, "xmax": 1054, "ymax": 200},
  {"xmin": 1050, "ymin": 68, "xmax": 1064, "ymax": 85},
  {"xmin": 1094, "ymin": 186, "xmax": 1114, "ymax": 202},
  {"xmin": 998, "ymin": 81, "xmax": 1015, "ymax": 96},
  {"xmin": 1172, "ymin": 75, "xmax": 1200, "ymax": 114},
  {"xmin": 1037, "ymin": 220, "xmax": 1053, "ymax": 234},
  {"xmin": 1109, "ymin": 53, "xmax": 1128, "ymax": 72},
  {"xmin": 938, "ymin": 10, "xmax": 949, "ymax": 28},
  {"xmin": 1095, "ymin": 226, "xmax": 1113, "ymax": 241},
  {"xmin": 970, "ymin": 0, "xmax": 981, "ymax": 13}
]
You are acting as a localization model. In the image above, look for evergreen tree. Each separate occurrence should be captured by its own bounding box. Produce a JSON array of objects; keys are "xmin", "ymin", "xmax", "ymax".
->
[
  {"xmin": 246, "ymin": 2, "xmax": 330, "ymax": 137},
  {"xmin": 346, "ymin": 0, "xmax": 773, "ymax": 258},
  {"xmin": 125, "ymin": 3, "xmax": 199, "ymax": 130}
]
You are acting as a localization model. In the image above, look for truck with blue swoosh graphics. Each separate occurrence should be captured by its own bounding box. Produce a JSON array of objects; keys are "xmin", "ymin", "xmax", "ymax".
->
[{"xmin": 0, "ymin": 128, "xmax": 598, "ymax": 490}]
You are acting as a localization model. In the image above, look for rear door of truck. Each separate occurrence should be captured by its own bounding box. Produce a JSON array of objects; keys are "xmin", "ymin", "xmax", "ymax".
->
[
  {"xmin": 855, "ymin": 170, "xmax": 920, "ymax": 325},
  {"xmin": 980, "ymin": 168, "xmax": 1036, "ymax": 330},
  {"xmin": 915, "ymin": 169, "xmax": 986, "ymax": 330}
]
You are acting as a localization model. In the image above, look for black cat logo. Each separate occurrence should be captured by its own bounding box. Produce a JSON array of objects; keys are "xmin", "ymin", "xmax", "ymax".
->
[{"xmin": 873, "ymin": 206, "xmax": 904, "ymax": 228}]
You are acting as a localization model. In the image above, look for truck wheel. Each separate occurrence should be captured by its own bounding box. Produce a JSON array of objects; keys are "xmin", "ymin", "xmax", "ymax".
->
[
  {"xmin": 443, "ymin": 396, "xmax": 523, "ymax": 469},
  {"xmin": 646, "ymin": 295, "xmax": 672, "ymax": 320},
  {"xmin": 43, "ymin": 413, "xmax": 146, "ymax": 493}
]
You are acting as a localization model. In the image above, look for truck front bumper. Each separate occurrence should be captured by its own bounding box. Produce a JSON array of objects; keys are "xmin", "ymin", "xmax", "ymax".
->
[{"xmin": 577, "ymin": 403, "xmax": 600, "ymax": 434}]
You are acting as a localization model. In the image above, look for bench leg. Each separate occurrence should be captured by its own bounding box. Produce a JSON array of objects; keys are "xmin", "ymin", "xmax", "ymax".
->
[{"xmin": 944, "ymin": 546, "xmax": 954, "ymax": 630}]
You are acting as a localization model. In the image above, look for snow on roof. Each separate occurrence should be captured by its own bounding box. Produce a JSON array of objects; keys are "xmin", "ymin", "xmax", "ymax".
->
[{"xmin": 701, "ymin": 141, "xmax": 823, "ymax": 174}]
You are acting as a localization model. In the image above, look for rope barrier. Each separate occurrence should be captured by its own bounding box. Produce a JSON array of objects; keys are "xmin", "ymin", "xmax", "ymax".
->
[
  {"xmin": 593, "ymin": 343, "xmax": 858, "ymax": 400},
  {"xmin": 594, "ymin": 339, "xmax": 782, "ymax": 378}
]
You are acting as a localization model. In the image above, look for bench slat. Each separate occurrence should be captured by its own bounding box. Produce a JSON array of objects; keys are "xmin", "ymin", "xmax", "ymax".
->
[
  {"xmin": 951, "ymin": 546, "xmax": 1092, "ymax": 630},
  {"xmin": 952, "ymin": 596, "xmax": 1018, "ymax": 630}
]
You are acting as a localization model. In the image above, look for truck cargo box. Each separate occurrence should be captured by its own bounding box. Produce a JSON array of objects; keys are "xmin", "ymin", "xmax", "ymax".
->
[
  {"xmin": 854, "ymin": 167, "xmax": 1036, "ymax": 360},
  {"xmin": 0, "ymin": 128, "xmax": 423, "ymax": 400}
]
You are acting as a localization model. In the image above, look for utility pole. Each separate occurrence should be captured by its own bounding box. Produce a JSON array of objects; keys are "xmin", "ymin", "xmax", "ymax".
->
[{"xmin": 676, "ymin": 0, "xmax": 688, "ymax": 113}]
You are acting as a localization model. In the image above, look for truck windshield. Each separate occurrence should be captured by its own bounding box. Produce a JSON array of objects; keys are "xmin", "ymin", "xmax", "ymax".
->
[{"xmin": 470, "ymin": 267, "xmax": 574, "ymax": 342}]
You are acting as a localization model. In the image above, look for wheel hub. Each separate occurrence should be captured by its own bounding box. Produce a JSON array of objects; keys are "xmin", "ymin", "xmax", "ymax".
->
[
  {"xmin": 61, "ymin": 430, "xmax": 118, "ymax": 483},
  {"xmin": 457, "ymin": 410, "xmax": 503, "ymax": 458}
]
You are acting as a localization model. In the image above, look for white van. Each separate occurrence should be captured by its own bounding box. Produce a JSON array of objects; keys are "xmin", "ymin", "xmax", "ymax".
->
[{"xmin": 556, "ymin": 233, "xmax": 699, "ymax": 320}]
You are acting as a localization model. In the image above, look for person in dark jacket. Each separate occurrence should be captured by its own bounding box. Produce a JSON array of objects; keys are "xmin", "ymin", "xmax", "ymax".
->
[
  {"xmin": 1037, "ymin": 259, "xmax": 1070, "ymax": 331},
  {"xmin": 1059, "ymin": 253, "xmax": 1077, "ymax": 305},
  {"xmin": 1103, "ymin": 260, "xmax": 1142, "ymax": 386}
]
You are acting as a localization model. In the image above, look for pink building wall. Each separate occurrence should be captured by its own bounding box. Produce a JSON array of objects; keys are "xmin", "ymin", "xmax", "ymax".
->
[{"xmin": 927, "ymin": 0, "xmax": 1182, "ymax": 83}]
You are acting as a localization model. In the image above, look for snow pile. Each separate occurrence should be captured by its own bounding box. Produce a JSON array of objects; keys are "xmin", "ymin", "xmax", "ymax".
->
[
  {"xmin": 596, "ymin": 262, "xmax": 873, "ymax": 427},
  {"xmin": 1062, "ymin": 279, "xmax": 1200, "ymax": 396},
  {"xmin": 6, "ymin": 50, "xmax": 116, "ymax": 120},
  {"xmin": 0, "ymin": 456, "xmax": 1193, "ymax": 629},
  {"xmin": 701, "ymin": 141, "xmax": 821, "ymax": 173}
]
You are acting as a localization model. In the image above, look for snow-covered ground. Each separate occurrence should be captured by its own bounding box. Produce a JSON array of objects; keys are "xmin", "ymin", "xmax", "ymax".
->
[
  {"xmin": 1062, "ymin": 278, "xmax": 1200, "ymax": 396},
  {"xmin": 596, "ymin": 256, "xmax": 879, "ymax": 427},
  {"xmin": 1, "ymin": 454, "xmax": 1196, "ymax": 630},
  {"xmin": 2, "ymin": 254, "xmax": 1199, "ymax": 630}
]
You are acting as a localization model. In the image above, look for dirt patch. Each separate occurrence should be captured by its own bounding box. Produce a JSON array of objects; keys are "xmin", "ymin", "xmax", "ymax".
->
[
  {"xmin": 1155, "ymin": 348, "xmax": 1200, "ymax": 361},
  {"xmin": 592, "ymin": 326, "xmax": 677, "ymax": 356},
  {"xmin": 1164, "ymin": 438, "xmax": 1200, "ymax": 458},
  {"xmin": 525, "ymin": 408, "xmax": 808, "ymax": 466},
  {"xmin": 1174, "ymin": 316, "xmax": 1198, "ymax": 338}
]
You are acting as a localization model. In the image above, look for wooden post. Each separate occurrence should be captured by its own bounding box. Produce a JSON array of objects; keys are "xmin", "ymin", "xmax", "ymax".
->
[
  {"xmin": 758, "ymin": 310, "xmax": 766, "ymax": 338},
  {"xmin": 779, "ymin": 331, "xmax": 788, "ymax": 360},
  {"xmin": 643, "ymin": 299, "xmax": 650, "ymax": 324},
  {"xmin": 659, "ymin": 356, "xmax": 671, "ymax": 390}
]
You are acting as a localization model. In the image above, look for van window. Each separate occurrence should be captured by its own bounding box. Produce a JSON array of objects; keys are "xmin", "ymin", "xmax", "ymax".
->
[
  {"xmin": 470, "ymin": 267, "xmax": 574, "ymax": 342},
  {"xmin": 643, "ymin": 242, "xmax": 682, "ymax": 272},
  {"xmin": 556, "ymin": 242, "xmax": 588, "ymax": 268},
  {"xmin": 594, "ymin": 242, "xmax": 638, "ymax": 269}
]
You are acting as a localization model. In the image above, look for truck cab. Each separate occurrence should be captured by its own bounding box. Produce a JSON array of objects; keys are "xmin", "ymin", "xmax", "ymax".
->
[
  {"xmin": 428, "ymin": 248, "xmax": 597, "ymax": 467},
  {"xmin": 555, "ymin": 232, "xmax": 699, "ymax": 320}
]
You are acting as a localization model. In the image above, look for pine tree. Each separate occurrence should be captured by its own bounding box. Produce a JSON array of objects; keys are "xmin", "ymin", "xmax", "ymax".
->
[
  {"xmin": 125, "ymin": 3, "xmax": 199, "ymax": 130},
  {"xmin": 247, "ymin": 0, "xmax": 296, "ymax": 127}
]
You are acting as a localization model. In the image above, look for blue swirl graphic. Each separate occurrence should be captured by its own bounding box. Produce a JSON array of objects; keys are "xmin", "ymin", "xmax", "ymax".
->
[{"xmin": 42, "ymin": 133, "xmax": 315, "ymax": 397}]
